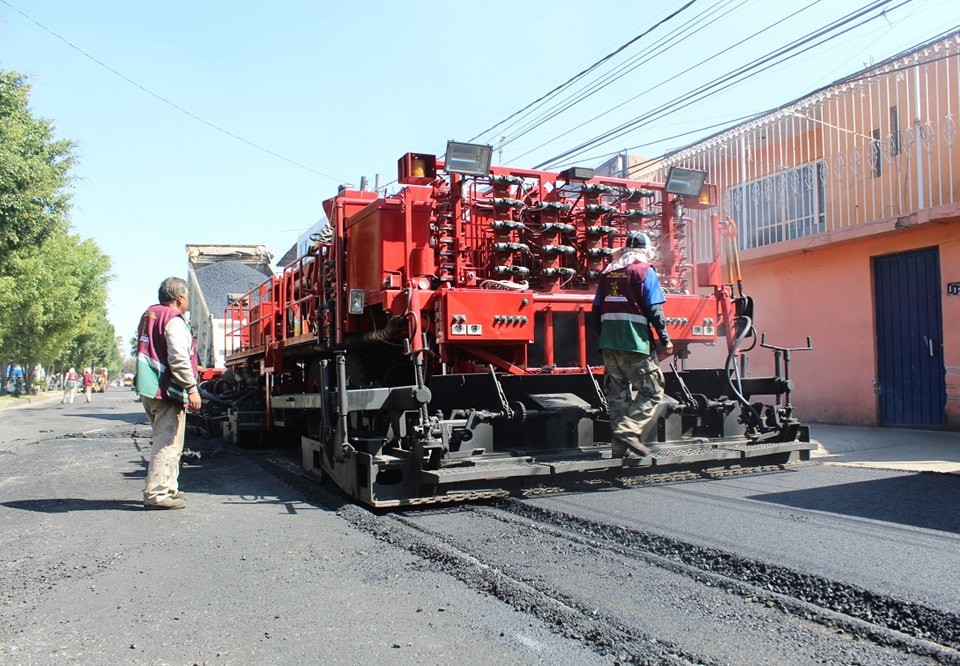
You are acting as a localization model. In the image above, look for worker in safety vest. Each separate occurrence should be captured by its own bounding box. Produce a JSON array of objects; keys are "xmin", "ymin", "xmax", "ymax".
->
[
  {"xmin": 135, "ymin": 277, "xmax": 201, "ymax": 510},
  {"xmin": 591, "ymin": 231, "xmax": 674, "ymax": 458},
  {"xmin": 61, "ymin": 368, "xmax": 79, "ymax": 404}
]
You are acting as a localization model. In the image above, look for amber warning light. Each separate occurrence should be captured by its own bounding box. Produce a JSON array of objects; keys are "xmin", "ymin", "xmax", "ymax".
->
[
  {"xmin": 685, "ymin": 183, "xmax": 719, "ymax": 210},
  {"xmin": 398, "ymin": 152, "xmax": 437, "ymax": 185}
]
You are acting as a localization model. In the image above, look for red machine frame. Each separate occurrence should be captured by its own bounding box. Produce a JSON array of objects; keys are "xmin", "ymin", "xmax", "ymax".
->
[{"xmin": 215, "ymin": 149, "xmax": 812, "ymax": 507}]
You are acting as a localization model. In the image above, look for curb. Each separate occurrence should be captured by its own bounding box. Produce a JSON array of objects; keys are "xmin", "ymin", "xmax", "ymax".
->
[{"xmin": 0, "ymin": 392, "xmax": 65, "ymax": 412}]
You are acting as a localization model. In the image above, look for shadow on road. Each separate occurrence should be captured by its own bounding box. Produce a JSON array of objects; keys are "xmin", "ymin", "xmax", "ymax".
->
[
  {"xmin": 64, "ymin": 412, "xmax": 146, "ymax": 424},
  {"xmin": 748, "ymin": 472, "xmax": 960, "ymax": 534},
  {"xmin": 2, "ymin": 498, "xmax": 143, "ymax": 512}
]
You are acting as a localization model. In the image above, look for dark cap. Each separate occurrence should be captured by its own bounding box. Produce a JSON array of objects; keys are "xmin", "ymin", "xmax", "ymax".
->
[{"xmin": 626, "ymin": 231, "xmax": 651, "ymax": 249}]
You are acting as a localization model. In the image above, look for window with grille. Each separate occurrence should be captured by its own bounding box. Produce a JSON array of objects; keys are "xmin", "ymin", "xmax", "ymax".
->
[
  {"xmin": 725, "ymin": 160, "xmax": 826, "ymax": 249},
  {"xmin": 890, "ymin": 106, "xmax": 901, "ymax": 156},
  {"xmin": 871, "ymin": 129, "xmax": 882, "ymax": 178}
]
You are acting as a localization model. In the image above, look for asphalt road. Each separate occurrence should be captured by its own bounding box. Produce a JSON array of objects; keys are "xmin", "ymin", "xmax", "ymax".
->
[
  {"xmin": 0, "ymin": 390, "xmax": 607, "ymax": 666},
  {"xmin": 1, "ymin": 388, "xmax": 958, "ymax": 665}
]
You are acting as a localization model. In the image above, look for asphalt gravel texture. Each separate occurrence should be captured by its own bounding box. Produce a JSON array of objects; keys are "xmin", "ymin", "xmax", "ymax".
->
[
  {"xmin": 1, "ymin": 389, "xmax": 958, "ymax": 665},
  {"xmin": 193, "ymin": 260, "xmax": 273, "ymax": 317},
  {"xmin": 0, "ymin": 392, "xmax": 607, "ymax": 665}
]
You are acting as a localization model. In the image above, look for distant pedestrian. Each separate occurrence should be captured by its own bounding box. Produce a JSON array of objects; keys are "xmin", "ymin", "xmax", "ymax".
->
[
  {"xmin": 61, "ymin": 368, "xmax": 79, "ymax": 404},
  {"xmin": 82, "ymin": 368, "xmax": 93, "ymax": 403},
  {"xmin": 135, "ymin": 277, "xmax": 201, "ymax": 510}
]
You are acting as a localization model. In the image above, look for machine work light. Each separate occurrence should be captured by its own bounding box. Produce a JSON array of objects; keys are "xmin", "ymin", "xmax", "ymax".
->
[
  {"xmin": 444, "ymin": 141, "xmax": 493, "ymax": 177},
  {"xmin": 348, "ymin": 289, "xmax": 365, "ymax": 315},
  {"xmin": 664, "ymin": 167, "xmax": 708, "ymax": 197}
]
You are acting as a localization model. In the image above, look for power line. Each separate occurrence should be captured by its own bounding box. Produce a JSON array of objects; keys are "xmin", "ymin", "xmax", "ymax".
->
[
  {"xmin": 637, "ymin": 35, "xmax": 960, "ymax": 175},
  {"xmin": 502, "ymin": 0, "xmax": 755, "ymax": 162},
  {"xmin": 506, "ymin": 0, "xmax": 821, "ymax": 164},
  {"xmin": 467, "ymin": 0, "xmax": 701, "ymax": 144},
  {"xmin": 495, "ymin": 0, "xmax": 746, "ymax": 154},
  {"xmin": 0, "ymin": 0, "xmax": 347, "ymax": 184},
  {"xmin": 566, "ymin": 111, "xmax": 762, "ymax": 169},
  {"xmin": 534, "ymin": 0, "xmax": 910, "ymax": 170}
]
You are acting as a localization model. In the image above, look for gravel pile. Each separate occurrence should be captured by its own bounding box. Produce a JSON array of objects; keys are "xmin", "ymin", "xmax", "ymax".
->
[{"xmin": 194, "ymin": 260, "xmax": 272, "ymax": 315}]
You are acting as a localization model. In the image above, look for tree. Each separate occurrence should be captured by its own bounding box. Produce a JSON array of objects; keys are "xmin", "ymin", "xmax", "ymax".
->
[
  {"xmin": 0, "ymin": 71, "xmax": 74, "ymax": 255},
  {"xmin": 0, "ymin": 231, "xmax": 113, "ymax": 391},
  {"xmin": 0, "ymin": 69, "xmax": 116, "ymax": 392},
  {"xmin": 57, "ymin": 307, "xmax": 122, "ymax": 374}
]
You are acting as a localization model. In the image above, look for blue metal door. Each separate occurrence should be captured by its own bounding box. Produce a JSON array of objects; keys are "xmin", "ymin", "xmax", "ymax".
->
[{"xmin": 873, "ymin": 247, "xmax": 946, "ymax": 428}]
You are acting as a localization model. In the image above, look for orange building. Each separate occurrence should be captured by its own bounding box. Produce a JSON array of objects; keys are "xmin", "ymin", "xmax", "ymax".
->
[{"xmin": 632, "ymin": 31, "xmax": 960, "ymax": 430}]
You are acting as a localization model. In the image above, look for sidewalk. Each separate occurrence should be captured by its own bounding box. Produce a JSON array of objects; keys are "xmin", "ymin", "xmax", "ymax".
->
[
  {"xmin": 810, "ymin": 423, "xmax": 960, "ymax": 474},
  {"xmin": 0, "ymin": 391, "xmax": 63, "ymax": 411}
]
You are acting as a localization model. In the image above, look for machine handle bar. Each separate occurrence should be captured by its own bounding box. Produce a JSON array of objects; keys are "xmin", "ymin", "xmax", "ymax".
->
[{"xmin": 759, "ymin": 333, "xmax": 813, "ymax": 352}]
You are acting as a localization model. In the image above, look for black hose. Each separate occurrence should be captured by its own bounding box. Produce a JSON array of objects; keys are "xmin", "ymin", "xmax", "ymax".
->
[
  {"xmin": 724, "ymin": 315, "xmax": 765, "ymax": 433},
  {"xmin": 198, "ymin": 387, "xmax": 234, "ymax": 407},
  {"xmin": 198, "ymin": 384, "xmax": 258, "ymax": 408}
]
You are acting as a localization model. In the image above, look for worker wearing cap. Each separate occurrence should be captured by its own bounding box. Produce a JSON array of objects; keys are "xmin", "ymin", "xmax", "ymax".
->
[
  {"xmin": 82, "ymin": 368, "xmax": 93, "ymax": 403},
  {"xmin": 591, "ymin": 231, "xmax": 674, "ymax": 458},
  {"xmin": 135, "ymin": 277, "xmax": 201, "ymax": 510}
]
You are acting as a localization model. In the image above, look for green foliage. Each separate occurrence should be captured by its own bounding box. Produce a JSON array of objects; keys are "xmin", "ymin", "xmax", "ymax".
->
[
  {"xmin": 0, "ymin": 69, "xmax": 117, "ymax": 384},
  {"xmin": 57, "ymin": 305, "xmax": 123, "ymax": 373},
  {"xmin": 0, "ymin": 232, "xmax": 114, "ymax": 372},
  {"xmin": 0, "ymin": 71, "xmax": 74, "ymax": 254}
]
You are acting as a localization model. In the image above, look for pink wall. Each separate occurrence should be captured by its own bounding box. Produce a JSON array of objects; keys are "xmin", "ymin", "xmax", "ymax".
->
[{"xmin": 702, "ymin": 214, "xmax": 960, "ymax": 428}]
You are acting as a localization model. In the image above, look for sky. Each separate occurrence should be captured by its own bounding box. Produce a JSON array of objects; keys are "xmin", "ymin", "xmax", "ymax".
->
[{"xmin": 2, "ymin": 0, "xmax": 959, "ymax": 340}]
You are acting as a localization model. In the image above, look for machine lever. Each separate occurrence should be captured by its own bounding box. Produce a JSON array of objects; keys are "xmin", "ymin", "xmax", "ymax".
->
[
  {"xmin": 670, "ymin": 361, "xmax": 697, "ymax": 408},
  {"xmin": 759, "ymin": 334, "xmax": 813, "ymax": 352},
  {"xmin": 587, "ymin": 366, "xmax": 609, "ymax": 415}
]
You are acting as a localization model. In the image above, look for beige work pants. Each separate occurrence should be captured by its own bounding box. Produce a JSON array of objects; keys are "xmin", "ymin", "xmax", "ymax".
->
[
  {"xmin": 601, "ymin": 348, "xmax": 665, "ymax": 456},
  {"xmin": 61, "ymin": 385, "xmax": 76, "ymax": 403},
  {"xmin": 141, "ymin": 395, "xmax": 186, "ymax": 504}
]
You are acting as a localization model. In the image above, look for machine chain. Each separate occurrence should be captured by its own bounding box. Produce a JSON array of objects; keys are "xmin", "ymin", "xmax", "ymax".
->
[
  {"xmin": 586, "ymin": 365, "xmax": 609, "ymax": 415},
  {"xmin": 488, "ymin": 365, "xmax": 514, "ymax": 421}
]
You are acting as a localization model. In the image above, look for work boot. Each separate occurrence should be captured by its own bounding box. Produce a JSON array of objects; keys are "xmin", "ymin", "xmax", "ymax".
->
[
  {"xmin": 626, "ymin": 442, "xmax": 651, "ymax": 457},
  {"xmin": 611, "ymin": 443, "xmax": 651, "ymax": 459},
  {"xmin": 143, "ymin": 497, "xmax": 186, "ymax": 510},
  {"xmin": 618, "ymin": 436, "xmax": 651, "ymax": 457},
  {"xmin": 171, "ymin": 491, "xmax": 185, "ymax": 500}
]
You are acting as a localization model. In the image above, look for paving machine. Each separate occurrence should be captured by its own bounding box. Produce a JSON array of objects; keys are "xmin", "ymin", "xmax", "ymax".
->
[{"xmin": 213, "ymin": 141, "xmax": 815, "ymax": 507}]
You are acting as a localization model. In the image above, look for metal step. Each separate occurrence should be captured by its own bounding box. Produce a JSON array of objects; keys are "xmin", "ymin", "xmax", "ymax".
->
[
  {"xmin": 650, "ymin": 446, "xmax": 743, "ymax": 465},
  {"xmin": 420, "ymin": 438, "xmax": 817, "ymax": 485},
  {"xmin": 421, "ymin": 458, "xmax": 552, "ymax": 484},
  {"xmin": 740, "ymin": 440, "xmax": 819, "ymax": 457}
]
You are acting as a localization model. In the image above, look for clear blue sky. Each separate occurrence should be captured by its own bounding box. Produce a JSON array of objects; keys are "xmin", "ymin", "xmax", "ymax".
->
[{"xmin": 2, "ymin": 0, "xmax": 958, "ymax": 342}]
